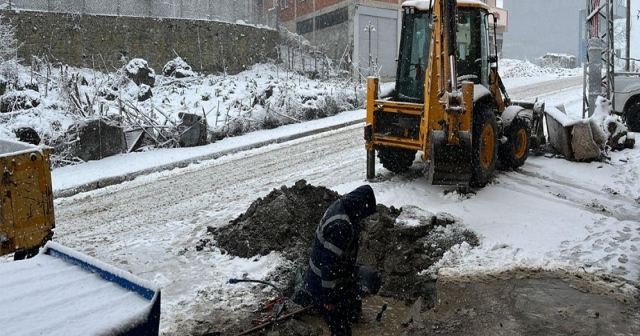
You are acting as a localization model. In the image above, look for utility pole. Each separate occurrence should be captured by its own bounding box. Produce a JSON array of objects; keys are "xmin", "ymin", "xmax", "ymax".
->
[
  {"xmin": 583, "ymin": 0, "xmax": 615, "ymax": 117},
  {"xmin": 627, "ymin": 0, "xmax": 631, "ymax": 71}
]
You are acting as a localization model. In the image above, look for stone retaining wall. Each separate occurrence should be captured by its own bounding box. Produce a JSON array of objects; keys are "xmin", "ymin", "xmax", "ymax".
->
[{"xmin": 2, "ymin": 10, "xmax": 278, "ymax": 75}]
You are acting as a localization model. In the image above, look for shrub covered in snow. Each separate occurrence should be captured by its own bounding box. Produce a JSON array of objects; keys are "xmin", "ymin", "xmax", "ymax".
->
[
  {"xmin": 0, "ymin": 89, "xmax": 40, "ymax": 112},
  {"xmin": 0, "ymin": 58, "xmax": 366, "ymax": 168}
]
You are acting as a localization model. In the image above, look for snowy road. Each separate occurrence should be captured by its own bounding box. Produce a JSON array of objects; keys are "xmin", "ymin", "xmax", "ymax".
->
[
  {"xmin": 53, "ymin": 124, "xmax": 367, "ymax": 334},
  {"xmin": 50, "ymin": 75, "xmax": 640, "ymax": 334}
]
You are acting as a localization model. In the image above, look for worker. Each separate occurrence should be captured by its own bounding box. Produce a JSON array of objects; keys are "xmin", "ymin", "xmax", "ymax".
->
[{"xmin": 303, "ymin": 185, "xmax": 378, "ymax": 336}]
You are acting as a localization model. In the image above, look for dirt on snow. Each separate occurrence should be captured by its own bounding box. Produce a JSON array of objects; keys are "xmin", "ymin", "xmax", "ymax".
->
[{"xmin": 207, "ymin": 180, "xmax": 478, "ymax": 335}]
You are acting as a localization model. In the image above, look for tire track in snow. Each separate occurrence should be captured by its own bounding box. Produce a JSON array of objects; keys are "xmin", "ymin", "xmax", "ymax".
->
[
  {"xmin": 496, "ymin": 160, "xmax": 640, "ymax": 281},
  {"xmin": 508, "ymin": 76, "xmax": 582, "ymax": 101},
  {"xmin": 53, "ymin": 125, "xmax": 367, "ymax": 334}
]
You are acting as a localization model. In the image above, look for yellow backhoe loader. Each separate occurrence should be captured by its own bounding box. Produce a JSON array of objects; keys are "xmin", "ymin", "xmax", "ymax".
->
[{"xmin": 365, "ymin": 0, "xmax": 544, "ymax": 187}]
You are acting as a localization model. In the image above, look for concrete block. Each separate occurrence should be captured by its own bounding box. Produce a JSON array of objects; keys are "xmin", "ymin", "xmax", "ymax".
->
[
  {"xmin": 72, "ymin": 119, "xmax": 126, "ymax": 161},
  {"xmin": 177, "ymin": 112, "xmax": 207, "ymax": 147}
]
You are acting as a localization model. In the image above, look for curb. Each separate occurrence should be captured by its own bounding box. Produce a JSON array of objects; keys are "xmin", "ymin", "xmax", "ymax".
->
[{"xmin": 54, "ymin": 118, "xmax": 365, "ymax": 198}]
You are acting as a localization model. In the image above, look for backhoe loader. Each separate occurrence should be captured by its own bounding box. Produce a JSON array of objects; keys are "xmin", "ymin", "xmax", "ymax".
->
[{"xmin": 365, "ymin": 0, "xmax": 544, "ymax": 187}]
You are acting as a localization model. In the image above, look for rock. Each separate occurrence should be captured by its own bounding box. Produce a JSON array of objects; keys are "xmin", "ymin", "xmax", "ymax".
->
[
  {"xmin": 162, "ymin": 57, "xmax": 195, "ymax": 78},
  {"xmin": 0, "ymin": 90, "xmax": 41, "ymax": 113},
  {"xmin": 23, "ymin": 82, "xmax": 39, "ymax": 92},
  {"xmin": 436, "ymin": 212, "xmax": 456, "ymax": 226},
  {"xmin": 137, "ymin": 84, "xmax": 153, "ymax": 102},
  {"xmin": 66, "ymin": 119, "xmax": 126, "ymax": 161},
  {"xmin": 625, "ymin": 133, "xmax": 635, "ymax": 148},
  {"xmin": 177, "ymin": 112, "xmax": 208, "ymax": 147},
  {"xmin": 587, "ymin": 309, "xmax": 599, "ymax": 319},
  {"xmin": 14, "ymin": 127, "xmax": 40, "ymax": 145},
  {"xmin": 0, "ymin": 76, "xmax": 6, "ymax": 96},
  {"xmin": 294, "ymin": 179, "xmax": 307, "ymax": 189},
  {"xmin": 125, "ymin": 58, "xmax": 156, "ymax": 87}
]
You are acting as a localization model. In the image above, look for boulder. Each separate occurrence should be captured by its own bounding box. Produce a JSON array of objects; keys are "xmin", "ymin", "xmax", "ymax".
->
[
  {"xmin": 0, "ymin": 90, "xmax": 41, "ymax": 113},
  {"xmin": 162, "ymin": 57, "xmax": 195, "ymax": 78},
  {"xmin": 138, "ymin": 84, "xmax": 153, "ymax": 102},
  {"xmin": 125, "ymin": 58, "xmax": 156, "ymax": 87},
  {"xmin": 14, "ymin": 127, "xmax": 41, "ymax": 145}
]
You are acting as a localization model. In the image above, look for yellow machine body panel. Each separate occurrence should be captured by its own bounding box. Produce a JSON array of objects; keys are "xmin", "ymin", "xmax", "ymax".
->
[{"xmin": 0, "ymin": 140, "xmax": 55, "ymax": 257}]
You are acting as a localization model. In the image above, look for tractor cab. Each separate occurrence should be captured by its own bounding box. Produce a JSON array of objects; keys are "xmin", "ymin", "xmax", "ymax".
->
[{"xmin": 396, "ymin": 2, "xmax": 491, "ymax": 103}]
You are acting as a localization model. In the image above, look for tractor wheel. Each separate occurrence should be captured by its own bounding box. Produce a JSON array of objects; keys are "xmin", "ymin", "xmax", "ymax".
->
[
  {"xmin": 498, "ymin": 117, "xmax": 531, "ymax": 170},
  {"xmin": 625, "ymin": 102, "xmax": 640, "ymax": 132},
  {"xmin": 377, "ymin": 146, "xmax": 417, "ymax": 174},
  {"xmin": 470, "ymin": 107, "xmax": 498, "ymax": 188}
]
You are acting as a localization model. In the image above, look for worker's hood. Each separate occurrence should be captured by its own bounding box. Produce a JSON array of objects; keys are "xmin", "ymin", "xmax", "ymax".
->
[{"xmin": 340, "ymin": 185, "xmax": 377, "ymax": 224}]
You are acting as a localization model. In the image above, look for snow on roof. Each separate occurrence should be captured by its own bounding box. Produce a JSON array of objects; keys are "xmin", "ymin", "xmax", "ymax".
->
[
  {"xmin": 402, "ymin": 0, "xmax": 489, "ymax": 10},
  {"xmin": 542, "ymin": 53, "xmax": 576, "ymax": 59},
  {"xmin": 0, "ymin": 242, "xmax": 160, "ymax": 336}
]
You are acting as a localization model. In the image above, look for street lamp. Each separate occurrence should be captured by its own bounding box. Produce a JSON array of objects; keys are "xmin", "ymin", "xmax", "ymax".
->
[{"xmin": 364, "ymin": 21, "xmax": 376, "ymax": 76}]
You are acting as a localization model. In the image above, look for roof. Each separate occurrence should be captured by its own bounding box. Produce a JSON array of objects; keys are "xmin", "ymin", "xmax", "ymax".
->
[
  {"xmin": 402, "ymin": 0, "xmax": 490, "ymax": 10},
  {"xmin": 0, "ymin": 242, "xmax": 160, "ymax": 336}
]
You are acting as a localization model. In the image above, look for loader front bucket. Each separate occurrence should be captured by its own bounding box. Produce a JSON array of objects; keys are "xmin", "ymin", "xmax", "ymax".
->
[
  {"xmin": 544, "ymin": 104, "xmax": 604, "ymax": 161},
  {"xmin": 427, "ymin": 130, "xmax": 472, "ymax": 185}
]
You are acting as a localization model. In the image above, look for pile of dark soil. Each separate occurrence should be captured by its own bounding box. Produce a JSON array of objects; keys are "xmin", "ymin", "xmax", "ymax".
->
[
  {"xmin": 359, "ymin": 206, "xmax": 479, "ymax": 304},
  {"xmin": 211, "ymin": 180, "xmax": 340, "ymax": 265},
  {"xmin": 208, "ymin": 180, "xmax": 479, "ymax": 335}
]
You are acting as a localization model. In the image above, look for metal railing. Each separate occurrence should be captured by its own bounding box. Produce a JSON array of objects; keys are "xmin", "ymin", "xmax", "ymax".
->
[{"xmin": 4, "ymin": 0, "xmax": 256, "ymax": 23}]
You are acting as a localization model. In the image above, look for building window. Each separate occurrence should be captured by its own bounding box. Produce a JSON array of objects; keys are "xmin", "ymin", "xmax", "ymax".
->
[
  {"xmin": 281, "ymin": 0, "xmax": 288, "ymax": 10},
  {"xmin": 316, "ymin": 7, "xmax": 348, "ymax": 30},
  {"xmin": 297, "ymin": 18, "xmax": 313, "ymax": 35}
]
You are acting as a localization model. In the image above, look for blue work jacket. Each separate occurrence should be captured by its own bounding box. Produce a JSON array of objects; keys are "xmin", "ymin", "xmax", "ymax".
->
[{"xmin": 304, "ymin": 185, "xmax": 376, "ymax": 305}]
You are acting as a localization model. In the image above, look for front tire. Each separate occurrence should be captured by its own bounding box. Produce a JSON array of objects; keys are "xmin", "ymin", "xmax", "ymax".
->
[
  {"xmin": 377, "ymin": 146, "xmax": 417, "ymax": 174},
  {"xmin": 625, "ymin": 102, "xmax": 640, "ymax": 132},
  {"xmin": 498, "ymin": 117, "xmax": 531, "ymax": 170},
  {"xmin": 470, "ymin": 107, "xmax": 498, "ymax": 188}
]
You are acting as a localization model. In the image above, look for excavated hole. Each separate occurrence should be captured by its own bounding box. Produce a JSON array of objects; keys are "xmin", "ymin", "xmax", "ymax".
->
[{"xmin": 207, "ymin": 180, "xmax": 478, "ymax": 335}]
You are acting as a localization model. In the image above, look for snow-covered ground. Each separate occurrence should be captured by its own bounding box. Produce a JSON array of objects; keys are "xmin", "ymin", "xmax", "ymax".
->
[{"xmin": 6, "ymin": 60, "xmax": 640, "ymax": 334}]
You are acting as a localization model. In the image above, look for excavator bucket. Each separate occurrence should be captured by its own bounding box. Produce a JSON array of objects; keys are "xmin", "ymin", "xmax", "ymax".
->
[
  {"xmin": 544, "ymin": 97, "xmax": 633, "ymax": 161},
  {"xmin": 428, "ymin": 130, "xmax": 472, "ymax": 185}
]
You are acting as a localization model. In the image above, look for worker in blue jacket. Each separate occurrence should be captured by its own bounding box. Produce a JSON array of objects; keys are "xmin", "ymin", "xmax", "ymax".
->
[{"xmin": 303, "ymin": 185, "xmax": 377, "ymax": 336}]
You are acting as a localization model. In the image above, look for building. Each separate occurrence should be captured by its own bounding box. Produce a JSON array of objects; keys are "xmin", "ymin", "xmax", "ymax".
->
[
  {"xmin": 256, "ymin": 0, "xmax": 508, "ymax": 80},
  {"xmin": 502, "ymin": 0, "xmax": 627, "ymax": 65}
]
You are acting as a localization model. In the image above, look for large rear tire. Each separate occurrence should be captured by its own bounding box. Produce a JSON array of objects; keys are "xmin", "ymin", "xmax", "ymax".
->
[
  {"xmin": 470, "ymin": 107, "xmax": 498, "ymax": 188},
  {"xmin": 625, "ymin": 102, "xmax": 640, "ymax": 132},
  {"xmin": 498, "ymin": 117, "xmax": 531, "ymax": 170},
  {"xmin": 377, "ymin": 146, "xmax": 417, "ymax": 174}
]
